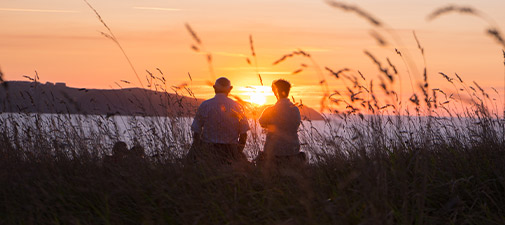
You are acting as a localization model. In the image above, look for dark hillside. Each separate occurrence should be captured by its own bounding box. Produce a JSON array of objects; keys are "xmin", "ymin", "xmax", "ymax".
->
[{"xmin": 0, "ymin": 81, "xmax": 323, "ymax": 120}]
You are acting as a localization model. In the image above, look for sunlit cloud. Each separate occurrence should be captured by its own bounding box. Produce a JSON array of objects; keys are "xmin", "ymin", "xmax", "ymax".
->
[
  {"xmin": 0, "ymin": 8, "xmax": 78, "ymax": 13},
  {"xmin": 132, "ymin": 7, "xmax": 182, "ymax": 11}
]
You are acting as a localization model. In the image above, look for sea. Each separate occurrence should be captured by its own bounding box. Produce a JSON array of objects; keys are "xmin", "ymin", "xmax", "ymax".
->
[{"xmin": 1, "ymin": 113, "xmax": 503, "ymax": 160}]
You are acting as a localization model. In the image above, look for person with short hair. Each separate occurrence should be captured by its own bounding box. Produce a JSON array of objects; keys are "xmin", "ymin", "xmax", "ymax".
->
[
  {"xmin": 257, "ymin": 79, "xmax": 304, "ymax": 166},
  {"xmin": 103, "ymin": 141, "xmax": 129, "ymax": 165},
  {"xmin": 189, "ymin": 77, "xmax": 250, "ymax": 164}
]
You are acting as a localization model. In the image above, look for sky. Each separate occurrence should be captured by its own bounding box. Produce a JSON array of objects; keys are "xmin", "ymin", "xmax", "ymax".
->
[{"xmin": 1, "ymin": 0, "xmax": 505, "ymax": 110}]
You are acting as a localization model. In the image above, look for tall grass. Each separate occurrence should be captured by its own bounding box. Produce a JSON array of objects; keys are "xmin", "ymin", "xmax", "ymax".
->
[{"xmin": 1, "ymin": 1, "xmax": 505, "ymax": 224}]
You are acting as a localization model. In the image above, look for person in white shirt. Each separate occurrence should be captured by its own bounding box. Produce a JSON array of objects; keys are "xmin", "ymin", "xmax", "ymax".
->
[
  {"xmin": 258, "ymin": 79, "xmax": 305, "ymax": 165},
  {"xmin": 189, "ymin": 77, "xmax": 250, "ymax": 164}
]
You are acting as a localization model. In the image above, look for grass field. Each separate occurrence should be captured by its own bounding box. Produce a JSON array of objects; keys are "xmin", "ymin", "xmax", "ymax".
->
[{"xmin": 1, "ymin": 1, "xmax": 505, "ymax": 224}]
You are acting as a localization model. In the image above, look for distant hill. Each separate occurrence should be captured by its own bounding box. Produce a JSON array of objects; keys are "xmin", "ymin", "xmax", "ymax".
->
[
  {"xmin": 245, "ymin": 104, "xmax": 324, "ymax": 121},
  {"xmin": 0, "ymin": 81, "xmax": 323, "ymax": 120}
]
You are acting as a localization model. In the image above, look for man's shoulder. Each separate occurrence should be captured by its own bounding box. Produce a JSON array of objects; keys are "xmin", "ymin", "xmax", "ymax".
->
[
  {"xmin": 224, "ymin": 97, "xmax": 243, "ymax": 108},
  {"xmin": 196, "ymin": 98, "xmax": 213, "ymax": 112},
  {"xmin": 200, "ymin": 97, "xmax": 217, "ymax": 106},
  {"xmin": 199, "ymin": 96, "xmax": 241, "ymax": 108}
]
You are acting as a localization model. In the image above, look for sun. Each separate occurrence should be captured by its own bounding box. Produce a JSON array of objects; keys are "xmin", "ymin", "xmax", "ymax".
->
[
  {"xmin": 248, "ymin": 92, "xmax": 267, "ymax": 105},
  {"xmin": 239, "ymin": 86, "xmax": 273, "ymax": 106}
]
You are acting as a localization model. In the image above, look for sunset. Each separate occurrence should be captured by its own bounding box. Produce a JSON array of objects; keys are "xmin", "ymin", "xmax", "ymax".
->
[
  {"xmin": 2, "ymin": 0, "xmax": 504, "ymax": 109},
  {"xmin": 1, "ymin": 0, "xmax": 505, "ymax": 224}
]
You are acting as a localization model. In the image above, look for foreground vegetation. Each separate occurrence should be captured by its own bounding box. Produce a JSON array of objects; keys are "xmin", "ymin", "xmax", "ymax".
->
[
  {"xmin": 1, "ymin": 1, "xmax": 505, "ymax": 224},
  {"xmin": 0, "ymin": 113, "xmax": 504, "ymax": 224}
]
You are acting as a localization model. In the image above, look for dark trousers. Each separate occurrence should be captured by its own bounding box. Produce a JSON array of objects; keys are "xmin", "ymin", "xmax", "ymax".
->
[{"xmin": 187, "ymin": 141, "xmax": 248, "ymax": 164}]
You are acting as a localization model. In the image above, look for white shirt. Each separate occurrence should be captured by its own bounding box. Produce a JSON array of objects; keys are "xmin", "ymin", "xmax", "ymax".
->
[
  {"xmin": 259, "ymin": 98, "xmax": 301, "ymax": 156},
  {"xmin": 191, "ymin": 93, "xmax": 250, "ymax": 144}
]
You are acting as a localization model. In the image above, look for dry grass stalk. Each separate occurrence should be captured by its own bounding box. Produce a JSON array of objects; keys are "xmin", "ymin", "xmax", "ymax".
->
[
  {"xmin": 428, "ymin": 5, "xmax": 505, "ymax": 49},
  {"xmin": 185, "ymin": 23, "xmax": 215, "ymax": 80},
  {"xmin": 249, "ymin": 35, "xmax": 263, "ymax": 86},
  {"xmin": 486, "ymin": 29, "xmax": 505, "ymax": 48},
  {"xmin": 473, "ymin": 81, "xmax": 484, "ymax": 93},
  {"xmin": 271, "ymin": 48, "xmax": 330, "ymax": 111},
  {"xmin": 413, "ymin": 31, "xmax": 428, "ymax": 89},
  {"xmin": 364, "ymin": 51, "xmax": 393, "ymax": 82},
  {"xmin": 325, "ymin": 67, "xmax": 349, "ymax": 79},
  {"xmin": 395, "ymin": 48, "xmax": 402, "ymax": 56},
  {"xmin": 432, "ymin": 88, "xmax": 447, "ymax": 98},
  {"xmin": 325, "ymin": 0, "xmax": 382, "ymax": 27},
  {"xmin": 427, "ymin": 5, "xmax": 479, "ymax": 21},
  {"xmin": 439, "ymin": 72, "xmax": 453, "ymax": 83},
  {"xmin": 185, "ymin": 23, "xmax": 201, "ymax": 45},
  {"xmin": 292, "ymin": 68, "xmax": 304, "ymax": 75},
  {"xmin": 84, "ymin": 0, "xmax": 144, "ymax": 88},
  {"xmin": 272, "ymin": 50, "xmax": 311, "ymax": 65},
  {"xmin": 4, "ymin": 4, "xmax": 505, "ymax": 222},
  {"xmin": 369, "ymin": 30, "xmax": 387, "ymax": 46},
  {"xmin": 249, "ymin": 35, "xmax": 255, "ymax": 57},
  {"xmin": 413, "ymin": 31, "xmax": 424, "ymax": 55},
  {"xmin": 358, "ymin": 71, "xmax": 366, "ymax": 80},
  {"xmin": 386, "ymin": 58, "xmax": 398, "ymax": 74},
  {"xmin": 409, "ymin": 93, "xmax": 420, "ymax": 106},
  {"xmin": 455, "ymin": 73, "xmax": 464, "ymax": 83}
]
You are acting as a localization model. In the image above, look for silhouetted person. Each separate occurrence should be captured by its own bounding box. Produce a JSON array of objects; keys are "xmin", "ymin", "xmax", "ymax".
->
[
  {"xmin": 130, "ymin": 144, "xmax": 145, "ymax": 159},
  {"xmin": 257, "ymin": 79, "xmax": 305, "ymax": 166},
  {"xmin": 189, "ymin": 77, "xmax": 250, "ymax": 164},
  {"xmin": 104, "ymin": 141, "xmax": 128, "ymax": 164},
  {"xmin": 112, "ymin": 141, "xmax": 128, "ymax": 158}
]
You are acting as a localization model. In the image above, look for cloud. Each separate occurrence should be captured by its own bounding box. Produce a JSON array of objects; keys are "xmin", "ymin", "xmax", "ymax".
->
[
  {"xmin": 132, "ymin": 7, "xmax": 182, "ymax": 11},
  {"xmin": 0, "ymin": 8, "xmax": 78, "ymax": 13}
]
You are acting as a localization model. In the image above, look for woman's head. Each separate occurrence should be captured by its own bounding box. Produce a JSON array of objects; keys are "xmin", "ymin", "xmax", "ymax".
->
[{"xmin": 272, "ymin": 79, "xmax": 291, "ymax": 99}]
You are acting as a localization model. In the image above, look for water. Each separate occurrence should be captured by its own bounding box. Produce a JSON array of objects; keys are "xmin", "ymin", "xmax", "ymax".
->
[
  {"xmin": 1, "ymin": 113, "xmax": 503, "ymax": 160},
  {"xmin": 0, "ymin": 113, "xmax": 328, "ymax": 158}
]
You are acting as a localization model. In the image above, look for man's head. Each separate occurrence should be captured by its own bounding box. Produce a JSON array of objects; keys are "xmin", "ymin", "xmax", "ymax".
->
[
  {"xmin": 272, "ymin": 79, "xmax": 291, "ymax": 99},
  {"xmin": 112, "ymin": 141, "xmax": 128, "ymax": 157},
  {"xmin": 213, "ymin": 77, "xmax": 233, "ymax": 95}
]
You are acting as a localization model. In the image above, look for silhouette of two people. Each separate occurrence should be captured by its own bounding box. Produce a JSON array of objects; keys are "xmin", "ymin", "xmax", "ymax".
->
[
  {"xmin": 189, "ymin": 77, "xmax": 305, "ymax": 166},
  {"xmin": 105, "ymin": 141, "xmax": 145, "ymax": 165}
]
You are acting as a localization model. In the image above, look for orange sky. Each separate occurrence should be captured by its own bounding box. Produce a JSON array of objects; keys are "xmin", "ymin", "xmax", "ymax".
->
[{"xmin": 1, "ymin": 0, "xmax": 504, "ymax": 110}]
